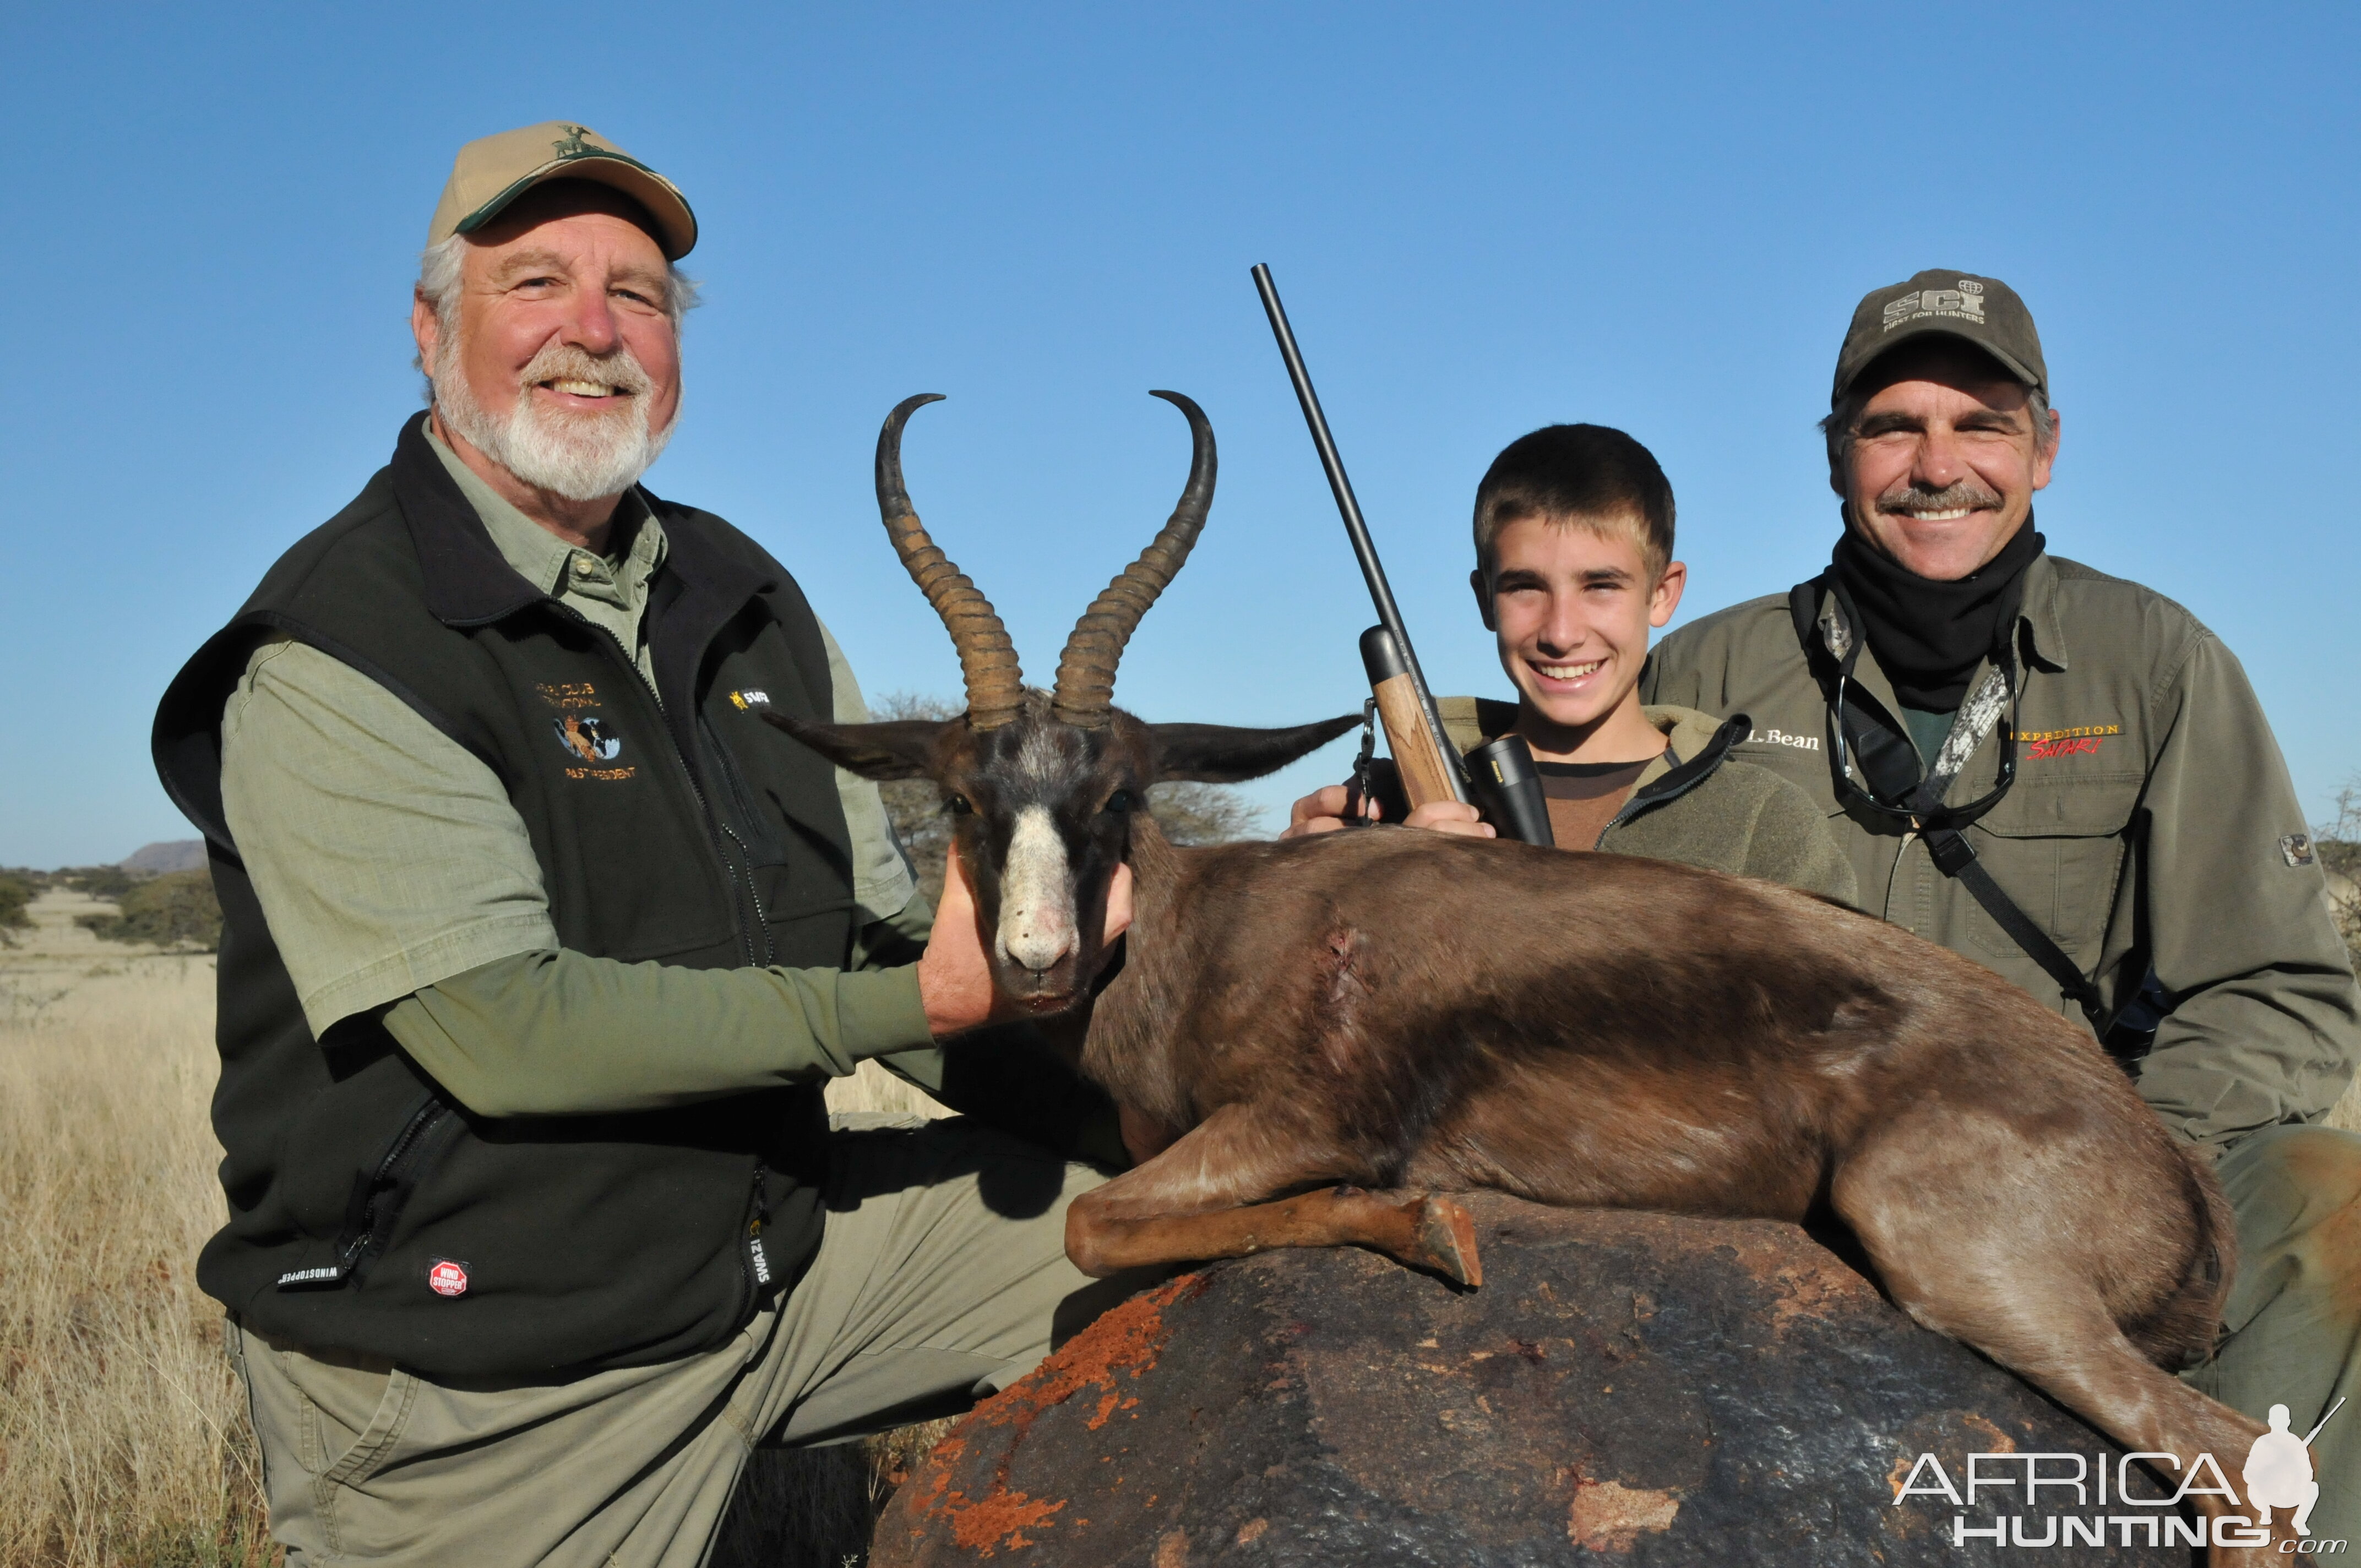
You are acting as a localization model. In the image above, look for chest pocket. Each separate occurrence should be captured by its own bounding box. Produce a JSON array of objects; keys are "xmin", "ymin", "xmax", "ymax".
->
[{"xmin": 1960, "ymin": 780, "xmax": 2142, "ymax": 961}]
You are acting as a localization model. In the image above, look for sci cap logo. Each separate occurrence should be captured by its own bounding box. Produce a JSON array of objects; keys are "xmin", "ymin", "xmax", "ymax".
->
[
  {"xmin": 553, "ymin": 714, "xmax": 622, "ymax": 764},
  {"xmin": 427, "ymin": 1259, "xmax": 470, "ymax": 1298},
  {"xmin": 726, "ymin": 689, "xmax": 772, "ymax": 710},
  {"xmin": 1884, "ymin": 277, "xmax": 1987, "ymax": 332},
  {"xmin": 2283, "ymin": 833, "xmax": 2318, "ymax": 868}
]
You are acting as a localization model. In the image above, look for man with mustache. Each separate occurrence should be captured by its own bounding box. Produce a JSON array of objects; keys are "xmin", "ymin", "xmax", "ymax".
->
[
  {"xmin": 1643, "ymin": 270, "xmax": 2361, "ymax": 1538},
  {"xmin": 152, "ymin": 123, "xmax": 1134, "ymax": 1566}
]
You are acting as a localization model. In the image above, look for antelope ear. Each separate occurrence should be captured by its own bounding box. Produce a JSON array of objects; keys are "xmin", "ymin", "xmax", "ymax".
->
[
  {"xmin": 1146, "ymin": 715, "xmax": 1361, "ymax": 783},
  {"xmin": 759, "ymin": 711, "xmax": 940, "ymax": 781}
]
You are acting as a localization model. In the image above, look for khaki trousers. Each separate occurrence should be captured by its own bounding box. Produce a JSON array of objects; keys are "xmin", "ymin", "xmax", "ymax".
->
[
  {"xmin": 2184, "ymin": 1123, "xmax": 2361, "ymax": 1543},
  {"xmin": 229, "ymin": 1114, "xmax": 1126, "ymax": 1567}
]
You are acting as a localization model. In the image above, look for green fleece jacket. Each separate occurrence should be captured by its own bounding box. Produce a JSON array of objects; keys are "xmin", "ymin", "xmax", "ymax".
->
[{"xmin": 1437, "ymin": 698, "xmax": 1858, "ymax": 907}]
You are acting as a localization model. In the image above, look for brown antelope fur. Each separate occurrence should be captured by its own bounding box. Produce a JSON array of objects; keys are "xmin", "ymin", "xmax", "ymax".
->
[{"xmin": 765, "ymin": 391, "xmax": 2296, "ymax": 1561}]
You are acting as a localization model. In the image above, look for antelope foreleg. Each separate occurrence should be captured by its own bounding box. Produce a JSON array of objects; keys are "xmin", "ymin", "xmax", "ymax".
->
[{"xmin": 1065, "ymin": 1104, "xmax": 1481, "ymax": 1286}]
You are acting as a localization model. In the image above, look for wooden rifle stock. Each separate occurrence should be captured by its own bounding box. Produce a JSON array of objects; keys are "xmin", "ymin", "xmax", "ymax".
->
[{"xmin": 1359, "ymin": 627, "xmax": 1460, "ymax": 812}]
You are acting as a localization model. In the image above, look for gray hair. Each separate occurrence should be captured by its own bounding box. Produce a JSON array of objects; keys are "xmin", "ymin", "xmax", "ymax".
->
[
  {"xmin": 1820, "ymin": 383, "xmax": 2055, "ymax": 478},
  {"xmin": 412, "ymin": 233, "xmax": 701, "ymax": 385}
]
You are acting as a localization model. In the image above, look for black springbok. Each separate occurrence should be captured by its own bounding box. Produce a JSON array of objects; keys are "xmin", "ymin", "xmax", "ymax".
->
[{"xmin": 765, "ymin": 391, "xmax": 2296, "ymax": 1564}]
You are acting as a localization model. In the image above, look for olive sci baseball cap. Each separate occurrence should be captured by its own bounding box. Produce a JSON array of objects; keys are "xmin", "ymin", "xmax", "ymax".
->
[
  {"xmin": 1831, "ymin": 269, "xmax": 2046, "ymax": 403},
  {"xmin": 427, "ymin": 121, "xmax": 698, "ymax": 260}
]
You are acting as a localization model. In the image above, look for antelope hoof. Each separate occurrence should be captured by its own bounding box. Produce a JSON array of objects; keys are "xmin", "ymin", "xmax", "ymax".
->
[{"xmin": 1413, "ymin": 1196, "xmax": 1483, "ymax": 1289}]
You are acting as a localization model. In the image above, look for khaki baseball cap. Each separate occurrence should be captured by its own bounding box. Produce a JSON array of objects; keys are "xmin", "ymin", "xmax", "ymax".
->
[
  {"xmin": 427, "ymin": 121, "xmax": 697, "ymax": 260},
  {"xmin": 1832, "ymin": 269, "xmax": 2046, "ymax": 403}
]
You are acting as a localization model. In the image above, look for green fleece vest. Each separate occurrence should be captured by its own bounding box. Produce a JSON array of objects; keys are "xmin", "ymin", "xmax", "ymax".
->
[{"xmin": 154, "ymin": 413, "xmax": 858, "ymax": 1379}]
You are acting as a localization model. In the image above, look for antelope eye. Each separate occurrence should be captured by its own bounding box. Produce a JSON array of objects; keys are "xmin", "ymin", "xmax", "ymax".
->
[
  {"xmin": 946, "ymin": 794, "xmax": 974, "ymax": 815},
  {"xmin": 1103, "ymin": 789, "xmax": 1140, "ymax": 814}
]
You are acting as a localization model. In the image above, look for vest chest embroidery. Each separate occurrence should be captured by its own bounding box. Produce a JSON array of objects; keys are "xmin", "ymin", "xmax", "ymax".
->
[{"xmin": 537, "ymin": 681, "xmax": 638, "ymax": 780}]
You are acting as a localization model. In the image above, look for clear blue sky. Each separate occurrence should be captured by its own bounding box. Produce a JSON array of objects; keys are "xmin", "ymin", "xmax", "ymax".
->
[{"xmin": 5, "ymin": 4, "xmax": 2357, "ymax": 865}]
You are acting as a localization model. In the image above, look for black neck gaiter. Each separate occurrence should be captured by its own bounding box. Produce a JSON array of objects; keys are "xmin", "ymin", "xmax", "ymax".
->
[{"xmin": 1829, "ymin": 518, "xmax": 2044, "ymax": 710}]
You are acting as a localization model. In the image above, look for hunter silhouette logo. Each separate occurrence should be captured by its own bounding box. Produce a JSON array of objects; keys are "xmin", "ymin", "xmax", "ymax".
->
[
  {"xmin": 553, "ymin": 714, "xmax": 622, "ymax": 764},
  {"xmin": 2246, "ymin": 1398, "xmax": 2340, "ymax": 1536},
  {"xmin": 552, "ymin": 124, "xmax": 597, "ymax": 159}
]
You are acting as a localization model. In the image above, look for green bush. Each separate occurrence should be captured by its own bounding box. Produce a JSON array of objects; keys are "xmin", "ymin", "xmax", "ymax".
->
[
  {"xmin": 0, "ymin": 870, "xmax": 33, "ymax": 932},
  {"xmin": 75, "ymin": 869, "xmax": 222, "ymax": 951},
  {"xmin": 60, "ymin": 864, "xmax": 138, "ymax": 899}
]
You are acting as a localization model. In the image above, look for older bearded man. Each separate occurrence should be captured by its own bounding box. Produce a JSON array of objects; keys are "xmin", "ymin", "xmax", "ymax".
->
[
  {"xmin": 153, "ymin": 123, "xmax": 1135, "ymax": 1567},
  {"xmin": 1644, "ymin": 270, "xmax": 2361, "ymax": 1542}
]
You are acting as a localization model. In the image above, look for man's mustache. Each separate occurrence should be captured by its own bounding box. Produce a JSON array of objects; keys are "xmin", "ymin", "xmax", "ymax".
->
[
  {"xmin": 518, "ymin": 341, "xmax": 652, "ymax": 400},
  {"xmin": 1874, "ymin": 480, "xmax": 2004, "ymax": 515}
]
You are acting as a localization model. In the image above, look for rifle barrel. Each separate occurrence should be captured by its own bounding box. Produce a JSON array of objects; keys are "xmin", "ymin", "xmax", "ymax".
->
[{"xmin": 1252, "ymin": 263, "xmax": 1466, "ymax": 804}]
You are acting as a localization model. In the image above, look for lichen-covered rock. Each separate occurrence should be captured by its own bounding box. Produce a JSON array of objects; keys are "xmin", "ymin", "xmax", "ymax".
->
[{"xmin": 871, "ymin": 1195, "xmax": 2192, "ymax": 1566}]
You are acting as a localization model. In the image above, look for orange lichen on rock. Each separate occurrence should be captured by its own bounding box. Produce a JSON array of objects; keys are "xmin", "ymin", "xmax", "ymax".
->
[
  {"xmin": 893, "ymin": 1277, "xmax": 1201, "ymax": 1556},
  {"xmin": 1566, "ymin": 1478, "xmax": 1681, "ymax": 1551},
  {"xmin": 944, "ymin": 1486, "xmax": 1065, "ymax": 1555},
  {"xmin": 1961, "ymin": 1412, "xmax": 2015, "ymax": 1454},
  {"xmin": 972, "ymin": 1274, "xmax": 1199, "ymax": 1436}
]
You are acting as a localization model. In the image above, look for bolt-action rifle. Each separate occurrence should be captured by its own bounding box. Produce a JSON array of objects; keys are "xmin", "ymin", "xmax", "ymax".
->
[{"xmin": 1250, "ymin": 263, "xmax": 1552, "ymax": 845}]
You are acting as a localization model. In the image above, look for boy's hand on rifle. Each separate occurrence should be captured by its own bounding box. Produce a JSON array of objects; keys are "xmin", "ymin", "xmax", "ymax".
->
[
  {"xmin": 1282, "ymin": 784, "xmax": 1368, "ymax": 837},
  {"xmin": 1403, "ymin": 801, "xmax": 1496, "ymax": 838},
  {"xmin": 1282, "ymin": 786, "xmax": 1497, "ymax": 841}
]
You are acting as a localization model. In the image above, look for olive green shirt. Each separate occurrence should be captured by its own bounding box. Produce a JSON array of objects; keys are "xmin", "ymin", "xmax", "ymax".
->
[
  {"xmin": 1642, "ymin": 551, "xmax": 2361, "ymax": 1148},
  {"xmin": 217, "ymin": 425, "xmax": 939, "ymax": 1115}
]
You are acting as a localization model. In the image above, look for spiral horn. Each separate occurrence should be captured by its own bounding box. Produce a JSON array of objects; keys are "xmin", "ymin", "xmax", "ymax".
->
[
  {"xmin": 874, "ymin": 395, "xmax": 1026, "ymax": 730},
  {"xmin": 1049, "ymin": 391, "xmax": 1215, "ymax": 729}
]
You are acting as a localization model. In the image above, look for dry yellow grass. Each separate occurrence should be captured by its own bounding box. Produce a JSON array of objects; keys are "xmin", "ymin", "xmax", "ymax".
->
[
  {"xmin": 0, "ymin": 892, "xmax": 270, "ymax": 1568},
  {"xmin": 0, "ymin": 889, "xmax": 950, "ymax": 1568}
]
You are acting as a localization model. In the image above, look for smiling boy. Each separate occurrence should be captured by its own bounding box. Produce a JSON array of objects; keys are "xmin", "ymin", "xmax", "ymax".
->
[{"xmin": 1288, "ymin": 424, "xmax": 1856, "ymax": 905}]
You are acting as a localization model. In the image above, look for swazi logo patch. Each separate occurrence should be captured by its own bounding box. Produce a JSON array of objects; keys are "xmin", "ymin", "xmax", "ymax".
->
[{"xmin": 727, "ymin": 689, "xmax": 772, "ymax": 710}]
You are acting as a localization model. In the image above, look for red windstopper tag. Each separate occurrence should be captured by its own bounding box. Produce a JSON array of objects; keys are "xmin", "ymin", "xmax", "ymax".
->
[{"xmin": 427, "ymin": 1260, "xmax": 469, "ymax": 1297}]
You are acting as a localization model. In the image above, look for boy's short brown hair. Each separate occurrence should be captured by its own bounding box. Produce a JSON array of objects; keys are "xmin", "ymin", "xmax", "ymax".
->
[{"xmin": 1472, "ymin": 423, "xmax": 1675, "ymax": 580}]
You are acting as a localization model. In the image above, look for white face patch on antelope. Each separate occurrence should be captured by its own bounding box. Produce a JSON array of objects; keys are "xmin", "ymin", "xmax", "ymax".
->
[{"xmin": 998, "ymin": 804, "xmax": 1078, "ymax": 974}]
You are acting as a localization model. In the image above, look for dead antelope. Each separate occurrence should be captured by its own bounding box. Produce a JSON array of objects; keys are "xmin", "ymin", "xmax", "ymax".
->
[{"xmin": 769, "ymin": 391, "xmax": 2296, "ymax": 1561}]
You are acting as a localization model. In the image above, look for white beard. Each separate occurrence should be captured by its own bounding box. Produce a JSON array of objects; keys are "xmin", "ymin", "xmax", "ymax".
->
[{"xmin": 433, "ymin": 335, "xmax": 676, "ymax": 503}]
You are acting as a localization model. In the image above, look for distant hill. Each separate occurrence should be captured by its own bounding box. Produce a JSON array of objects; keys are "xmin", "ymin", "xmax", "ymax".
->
[{"xmin": 120, "ymin": 841, "xmax": 205, "ymax": 875}]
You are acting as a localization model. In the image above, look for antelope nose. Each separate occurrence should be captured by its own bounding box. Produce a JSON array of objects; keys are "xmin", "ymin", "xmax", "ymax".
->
[
  {"xmin": 1004, "ymin": 920, "xmax": 1078, "ymax": 974},
  {"xmin": 996, "ymin": 806, "xmax": 1079, "ymax": 974}
]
